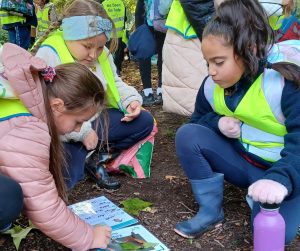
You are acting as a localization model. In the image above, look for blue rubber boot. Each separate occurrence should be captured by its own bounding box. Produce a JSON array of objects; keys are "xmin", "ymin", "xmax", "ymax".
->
[{"xmin": 174, "ymin": 173, "xmax": 224, "ymax": 238}]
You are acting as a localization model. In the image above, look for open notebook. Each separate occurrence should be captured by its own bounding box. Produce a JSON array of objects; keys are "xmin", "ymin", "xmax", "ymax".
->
[{"xmin": 69, "ymin": 196, "xmax": 169, "ymax": 250}]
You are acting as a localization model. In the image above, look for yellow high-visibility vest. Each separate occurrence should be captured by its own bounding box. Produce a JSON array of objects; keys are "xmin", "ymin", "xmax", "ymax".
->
[
  {"xmin": 36, "ymin": 4, "xmax": 53, "ymax": 37},
  {"xmin": 102, "ymin": 0, "xmax": 125, "ymax": 38},
  {"xmin": 0, "ymin": 10, "xmax": 25, "ymax": 25},
  {"xmin": 41, "ymin": 30, "xmax": 126, "ymax": 113},
  {"xmin": 165, "ymin": 0, "xmax": 197, "ymax": 39}
]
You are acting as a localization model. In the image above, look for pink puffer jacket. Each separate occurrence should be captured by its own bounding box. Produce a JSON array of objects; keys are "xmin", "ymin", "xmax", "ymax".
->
[{"xmin": 0, "ymin": 44, "xmax": 94, "ymax": 250}]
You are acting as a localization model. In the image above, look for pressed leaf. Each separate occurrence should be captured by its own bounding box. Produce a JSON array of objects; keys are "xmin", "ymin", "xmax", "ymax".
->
[
  {"xmin": 120, "ymin": 242, "xmax": 141, "ymax": 250},
  {"xmin": 120, "ymin": 198, "xmax": 153, "ymax": 216},
  {"xmin": 143, "ymin": 242, "xmax": 158, "ymax": 248}
]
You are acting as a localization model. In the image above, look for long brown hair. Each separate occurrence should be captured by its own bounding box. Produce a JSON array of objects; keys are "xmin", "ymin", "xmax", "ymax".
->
[
  {"xmin": 41, "ymin": 62, "xmax": 107, "ymax": 201},
  {"xmin": 31, "ymin": 0, "xmax": 118, "ymax": 55},
  {"xmin": 203, "ymin": 0, "xmax": 300, "ymax": 86}
]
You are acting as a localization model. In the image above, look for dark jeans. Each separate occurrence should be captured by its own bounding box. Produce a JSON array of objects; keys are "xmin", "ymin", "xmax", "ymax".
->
[
  {"xmin": 0, "ymin": 175, "xmax": 23, "ymax": 230},
  {"xmin": 64, "ymin": 109, "xmax": 154, "ymax": 189},
  {"xmin": 7, "ymin": 25, "xmax": 31, "ymax": 50},
  {"xmin": 107, "ymin": 38, "xmax": 126, "ymax": 75},
  {"xmin": 114, "ymin": 38, "xmax": 126, "ymax": 75},
  {"xmin": 138, "ymin": 28, "xmax": 166, "ymax": 89},
  {"xmin": 175, "ymin": 123, "xmax": 300, "ymax": 243}
]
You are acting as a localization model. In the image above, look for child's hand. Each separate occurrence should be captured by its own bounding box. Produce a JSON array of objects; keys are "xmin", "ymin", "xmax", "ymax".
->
[
  {"xmin": 218, "ymin": 116, "xmax": 241, "ymax": 138},
  {"xmin": 121, "ymin": 101, "xmax": 141, "ymax": 122},
  {"xmin": 91, "ymin": 225, "xmax": 112, "ymax": 249},
  {"xmin": 248, "ymin": 179, "xmax": 288, "ymax": 204},
  {"xmin": 83, "ymin": 129, "xmax": 98, "ymax": 150}
]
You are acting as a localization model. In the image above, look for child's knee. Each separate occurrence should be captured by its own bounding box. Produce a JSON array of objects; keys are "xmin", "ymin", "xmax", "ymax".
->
[
  {"xmin": 140, "ymin": 110, "xmax": 154, "ymax": 133},
  {"xmin": 175, "ymin": 124, "xmax": 199, "ymax": 151}
]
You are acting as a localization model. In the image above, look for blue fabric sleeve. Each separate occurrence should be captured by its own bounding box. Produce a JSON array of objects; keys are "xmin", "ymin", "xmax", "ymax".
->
[{"xmin": 263, "ymin": 79, "xmax": 300, "ymax": 199}]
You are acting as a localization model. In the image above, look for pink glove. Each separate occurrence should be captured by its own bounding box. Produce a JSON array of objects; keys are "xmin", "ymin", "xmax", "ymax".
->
[
  {"xmin": 218, "ymin": 116, "xmax": 241, "ymax": 138},
  {"xmin": 248, "ymin": 179, "xmax": 288, "ymax": 204}
]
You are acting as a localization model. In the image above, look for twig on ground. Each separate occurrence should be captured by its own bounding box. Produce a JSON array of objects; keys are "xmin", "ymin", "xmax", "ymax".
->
[
  {"xmin": 178, "ymin": 202, "xmax": 196, "ymax": 213},
  {"xmin": 214, "ymin": 239, "xmax": 225, "ymax": 248},
  {"xmin": 176, "ymin": 211, "xmax": 194, "ymax": 214}
]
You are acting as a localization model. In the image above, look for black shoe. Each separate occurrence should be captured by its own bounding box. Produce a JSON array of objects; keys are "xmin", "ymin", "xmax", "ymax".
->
[
  {"xmin": 155, "ymin": 93, "xmax": 163, "ymax": 105},
  {"xmin": 141, "ymin": 92, "xmax": 156, "ymax": 106},
  {"xmin": 85, "ymin": 152, "xmax": 121, "ymax": 190}
]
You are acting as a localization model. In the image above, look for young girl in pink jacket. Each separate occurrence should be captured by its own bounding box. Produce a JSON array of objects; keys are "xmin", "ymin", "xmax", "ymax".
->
[{"xmin": 0, "ymin": 43, "xmax": 111, "ymax": 250}]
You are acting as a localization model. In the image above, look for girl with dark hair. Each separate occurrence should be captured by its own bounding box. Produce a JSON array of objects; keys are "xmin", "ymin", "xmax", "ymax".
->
[
  {"xmin": 0, "ymin": 43, "xmax": 111, "ymax": 249},
  {"xmin": 174, "ymin": 0, "xmax": 300, "ymax": 244}
]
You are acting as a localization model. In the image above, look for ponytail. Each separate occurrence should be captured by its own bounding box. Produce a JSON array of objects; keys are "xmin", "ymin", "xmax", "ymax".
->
[
  {"xmin": 267, "ymin": 61, "xmax": 300, "ymax": 86},
  {"xmin": 40, "ymin": 76, "xmax": 67, "ymax": 202},
  {"xmin": 31, "ymin": 20, "xmax": 62, "ymax": 55}
]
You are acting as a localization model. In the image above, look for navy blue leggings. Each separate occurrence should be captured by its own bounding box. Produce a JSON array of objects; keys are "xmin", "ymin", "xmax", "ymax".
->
[
  {"xmin": 138, "ymin": 29, "xmax": 166, "ymax": 89},
  {"xmin": 0, "ymin": 175, "xmax": 23, "ymax": 230},
  {"xmin": 176, "ymin": 123, "xmax": 300, "ymax": 243},
  {"xmin": 64, "ymin": 109, "xmax": 154, "ymax": 189}
]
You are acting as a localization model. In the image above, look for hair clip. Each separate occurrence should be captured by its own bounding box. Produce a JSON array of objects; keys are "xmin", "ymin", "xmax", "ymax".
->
[{"xmin": 41, "ymin": 66, "xmax": 56, "ymax": 84}]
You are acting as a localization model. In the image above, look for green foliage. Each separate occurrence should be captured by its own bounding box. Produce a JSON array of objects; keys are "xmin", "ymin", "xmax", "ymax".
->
[
  {"xmin": 120, "ymin": 198, "xmax": 153, "ymax": 216},
  {"xmin": 123, "ymin": 0, "xmax": 137, "ymax": 14},
  {"xmin": 3, "ymin": 221, "xmax": 36, "ymax": 250},
  {"xmin": 0, "ymin": 29, "xmax": 8, "ymax": 45},
  {"xmin": 297, "ymin": 0, "xmax": 300, "ymax": 19},
  {"xmin": 165, "ymin": 128, "xmax": 176, "ymax": 139}
]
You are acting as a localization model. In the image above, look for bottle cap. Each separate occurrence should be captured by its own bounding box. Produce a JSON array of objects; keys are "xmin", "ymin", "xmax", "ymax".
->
[{"xmin": 260, "ymin": 203, "xmax": 280, "ymax": 210}]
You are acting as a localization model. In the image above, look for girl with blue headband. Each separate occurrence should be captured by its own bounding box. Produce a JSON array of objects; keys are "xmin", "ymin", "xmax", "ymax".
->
[{"xmin": 32, "ymin": 0, "xmax": 154, "ymax": 190}]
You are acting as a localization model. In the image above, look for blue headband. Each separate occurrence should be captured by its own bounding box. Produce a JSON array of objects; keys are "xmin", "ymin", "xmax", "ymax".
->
[{"xmin": 62, "ymin": 16, "xmax": 112, "ymax": 41}]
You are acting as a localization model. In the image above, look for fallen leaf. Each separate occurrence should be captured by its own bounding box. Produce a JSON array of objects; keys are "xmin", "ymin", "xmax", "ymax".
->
[
  {"xmin": 142, "ymin": 207, "xmax": 158, "ymax": 214},
  {"xmin": 120, "ymin": 198, "xmax": 153, "ymax": 216},
  {"xmin": 165, "ymin": 175, "xmax": 178, "ymax": 181},
  {"xmin": 3, "ymin": 223, "xmax": 36, "ymax": 250}
]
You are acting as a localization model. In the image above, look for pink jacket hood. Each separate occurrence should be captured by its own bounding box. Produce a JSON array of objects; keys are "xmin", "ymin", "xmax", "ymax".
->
[{"xmin": 2, "ymin": 43, "xmax": 47, "ymax": 121}]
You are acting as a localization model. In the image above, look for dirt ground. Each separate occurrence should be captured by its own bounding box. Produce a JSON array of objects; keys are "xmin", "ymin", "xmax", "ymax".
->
[{"xmin": 1, "ymin": 61, "xmax": 300, "ymax": 250}]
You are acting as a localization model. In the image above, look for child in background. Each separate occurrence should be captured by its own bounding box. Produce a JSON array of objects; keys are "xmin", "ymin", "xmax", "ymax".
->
[
  {"xmin": 174, "ymin": 0, "xmax": 300, "ymax": 244},
  {"xmin": 134, "ymin": 0, "xmax": 171, "ymax": 106},
  {"xmin": 32, "ymin": 0, "xmax": 154, "ymax": 190},
  {"xmin": 0, "ymin": 43, "xmax": 111, "ymax": 249},
  {"xmin": 0, "ymin": 0, "xmax": 37, "ymax": 50},
  {"xmin": 35, "ymin": 0, "xmax": 58, "ymax": 38},
  {"xmin": 259, "ymin": 0, "xmax": 299, "ymax": 41}
]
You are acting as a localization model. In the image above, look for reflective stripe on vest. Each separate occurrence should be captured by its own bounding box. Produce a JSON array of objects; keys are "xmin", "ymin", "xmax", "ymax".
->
[
  {"xmin": 204, "ymin": 72, "xmax": 286, "ymax": 162},
  {"xmin": 40, "ymin": 30, "xmax": 126, "ymax": 113},
  {"xmin": 102, "ymin": 0, "xmax": 125, "ymax": 38},
  {"xmin": 0, "ymin": 10, "xmax": 25, "ymax": 25},
  {"xmin": 0, "ymin": 99, "xmax": 31, "ymax": 121},
  {"xmin": 37, "ymin": 5, "xmax": 51, "ymax": 37},
  {"xmin": 165, "ymin": 0, "xmax": 197, "ymax": 39},
  {"xmin": 269, "ymin": 15, "xmax": 284, "ymax": 31}
]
